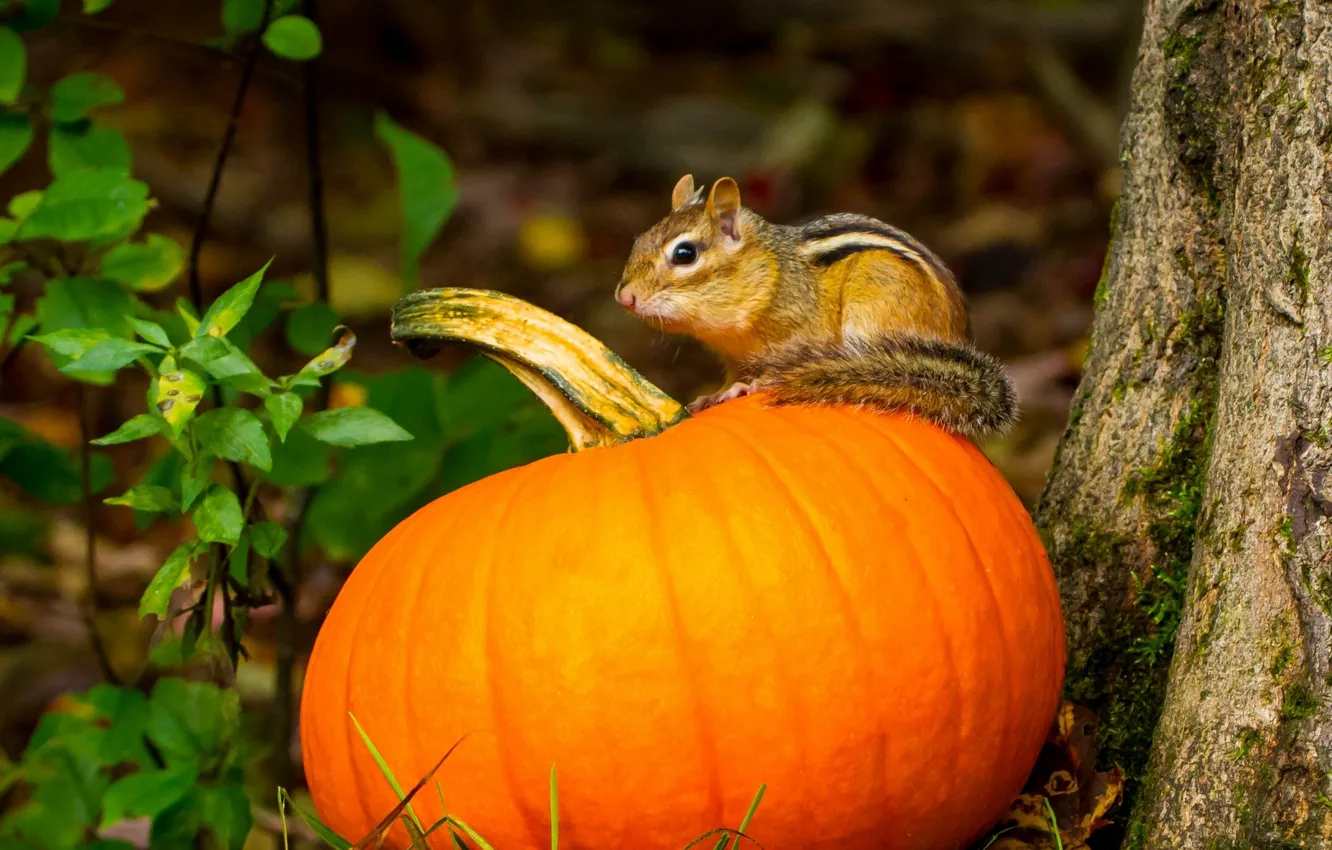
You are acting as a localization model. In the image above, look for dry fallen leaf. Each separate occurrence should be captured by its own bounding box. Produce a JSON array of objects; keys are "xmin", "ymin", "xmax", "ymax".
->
[{"xmin": 984, "ymin": 700, "xmax": 1124, "ymax": 850}]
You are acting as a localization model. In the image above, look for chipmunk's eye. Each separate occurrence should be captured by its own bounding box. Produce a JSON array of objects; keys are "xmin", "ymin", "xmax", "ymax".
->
[{"xmin": 670, "ymin": 241, "xmax": 699, "ymax": 266}]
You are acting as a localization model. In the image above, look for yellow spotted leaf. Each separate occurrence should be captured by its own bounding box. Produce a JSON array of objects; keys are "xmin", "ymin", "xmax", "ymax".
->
[
  {"xmin": 296, "ymin": 325, "xmax": 356, "ymax": 381},
  {"xmin": 155, "ymin": 355, "xmax": 207, "ymax": 435}
]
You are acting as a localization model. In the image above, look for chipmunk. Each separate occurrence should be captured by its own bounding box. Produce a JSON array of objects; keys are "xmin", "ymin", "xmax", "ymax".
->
[{"xmin": 613, "ymin": 174, "xmax": 1017, "ymax": 438}]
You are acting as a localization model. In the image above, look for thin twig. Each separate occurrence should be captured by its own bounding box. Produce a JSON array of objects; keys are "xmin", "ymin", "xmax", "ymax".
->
[
  {"xmin": 187, "ymin": 0, "xmax": 275, "ymax": 309},
  {"xmin": 78, "ymin": 385, "xmax": 121, "ymax": 685},
  {"xmin": 179, "ymin": 0, "xmax": 275, "ymax": 676},
  {"xmin": 58, "ymin": 14, "xmax": 233, "ymax": 60},
  {"xmin": 220, "ymin": 561, "xmax": 241, "ymax": 669},
  {"xmin": 274, "ymin": 0, "xmax": 330, "ymax": 808},
  {"xmin": 55, "ymin": 14, "xmax": 301, "ymax": 91}
]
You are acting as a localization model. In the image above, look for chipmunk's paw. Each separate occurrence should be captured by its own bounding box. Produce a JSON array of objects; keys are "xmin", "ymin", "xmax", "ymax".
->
[{"xmin": 687, "ymin": 381, "xmax": 756, "ymax": 414}]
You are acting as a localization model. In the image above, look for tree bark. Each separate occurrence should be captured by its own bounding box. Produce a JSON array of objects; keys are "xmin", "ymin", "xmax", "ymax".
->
[{"xmin": 1035, "ymin": 0, "xmax": 1332, "ymax": 846}]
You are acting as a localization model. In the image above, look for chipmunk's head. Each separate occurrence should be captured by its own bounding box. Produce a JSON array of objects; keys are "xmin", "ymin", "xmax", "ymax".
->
[{"xmin": 615, "ymin": 175, "xmax": 779, "ymax": 344}]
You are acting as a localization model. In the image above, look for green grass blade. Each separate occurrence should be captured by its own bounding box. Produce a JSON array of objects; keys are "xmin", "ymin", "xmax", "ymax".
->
[
  {"xmin": 975, "ymin": 825, "xmax": 1018, "ymax": 849},
  {"xmin": 737, "ymin": 784, "xmax": 766, "ymax": 834},
  {"xmin": 713, "ymin": 783, "xmax": 766, "ymax": 850},
  {"xmin": 550, "ymin": 764, "xmax": 559, "ymax": 850},
  {"xmin": 349, "ymin": 711, "xmax": 425, "ymax": 832},
  {"xmin": 278, "ymin": 788, "xmax": 353, "ymax": 850},
  {"xmin": 1044, "ymin": 797, "xmax": 1064, "ymax": 850},
  {"xmin": 278, "ymin": 788, "xmax": 290, "ymax": 850},
  {"xmin": 446, "ymin": 815, "xmax": 499, "ymax": 850}
]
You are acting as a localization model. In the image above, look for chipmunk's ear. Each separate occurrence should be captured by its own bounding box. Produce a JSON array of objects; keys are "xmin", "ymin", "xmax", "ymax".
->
[
  {"xmin": 706, "ymin": 177, "xmax": 741, "ymax": 239},
  {"xmin": 671, "ymin": 174, "xmax": 698, "ymax": 210}
]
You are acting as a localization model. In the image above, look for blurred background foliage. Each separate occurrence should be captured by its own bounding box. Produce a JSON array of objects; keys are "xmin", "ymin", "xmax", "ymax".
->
[{"xmin": 0, "ymin": 0, "xmax": 1141, "ymax": 846}]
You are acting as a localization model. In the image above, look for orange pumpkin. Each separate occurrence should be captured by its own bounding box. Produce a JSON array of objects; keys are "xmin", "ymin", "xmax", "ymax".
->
[{"xmin": 300, "ymin": 290, "xmax": 1065, "ymax": 850}]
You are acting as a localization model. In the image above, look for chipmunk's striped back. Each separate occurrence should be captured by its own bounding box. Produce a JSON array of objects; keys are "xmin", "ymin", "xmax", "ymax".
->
[
  {"xmin": 797, "ymin": 214, "xmax": 954, "ymax": 282},
  {"xmin": 794, "ymin": 213, "xmax": 967, "ymax": 342}
]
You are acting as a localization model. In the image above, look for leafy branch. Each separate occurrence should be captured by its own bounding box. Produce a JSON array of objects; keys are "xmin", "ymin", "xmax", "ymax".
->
[{"xmin": 0, "ymin": 1, "xmax": 563, "ymax": 847}]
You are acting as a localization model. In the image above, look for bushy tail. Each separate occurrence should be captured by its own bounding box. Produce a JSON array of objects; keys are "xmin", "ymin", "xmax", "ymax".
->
[{"xmin": 742, "ymin": 334, "xmax": 1018, "ymax": 439}]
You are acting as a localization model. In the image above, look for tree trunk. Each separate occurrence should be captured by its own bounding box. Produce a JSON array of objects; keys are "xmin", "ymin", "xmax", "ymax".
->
[{"xmin": 1035, "ymin": 0, "xmax": 1332, "ymax": 845}]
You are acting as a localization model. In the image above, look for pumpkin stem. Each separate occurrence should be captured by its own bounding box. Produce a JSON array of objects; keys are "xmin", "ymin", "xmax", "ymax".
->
[{"xmin": 391, "ymin": 288, "xmax": 688, "ymax": 450}]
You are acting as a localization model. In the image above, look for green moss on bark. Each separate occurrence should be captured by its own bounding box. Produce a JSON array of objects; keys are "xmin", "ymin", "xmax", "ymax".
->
[{"xmin": 1163, "ymin": 2, "xmax": 1224, "ymax": 211}]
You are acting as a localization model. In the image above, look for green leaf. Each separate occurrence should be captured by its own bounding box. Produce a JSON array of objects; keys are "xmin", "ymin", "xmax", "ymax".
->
[
  {"xmin": 49, "ymin": 72, "xmax": 125, "ymax": 122},
  {"xmin": 131, "ymin": 317, "xmax": 172, "ymax": 348},
  {"xmin": 194, "ymin": 408, "xmax": 272, "ymax": 471},
  {"xmin": 148, "ymin": 790, "xmax": 205, "ymax": 848},
  {"xmin": 222, "ymin": 0, "xmax": 264, "ymax": 35},
  {"xmin": 0, "ymin": 112, "xmax": 33, "ymax": 175},
  {"xmin": 194, "ymin": 485, "xmax": 244, "ymax": 545},
  {"xmin": 0, "ymin": 420, "xmax": 114, "ymax": 503},
  {"xmin": 36, "ymin": 276, "xmax": 136, "ymax": 339},
  {"xmin": 8, "ymin": 725, "xmax": 108, "ymax": 845},
  {"xmin": 197, "ymin": 261, "xmax": 270, "ymax": 339},
  {"xmin": 30, "ymin": 327, "xmax": 112, "ymax": 358},
  {"xmin": 180, "ymin": 334, "xmax": 272, "ymax": 396},
  {"xmin": 374, "ymin": 111, "xmax": 458, "ymax": 286},
  {"xmin": 0, "ymin": 259, "xmax": 27, "ymax": 285},
  {"xmin": 264, "ymin": 391, "xmax": 303, "ymax": 442},
  {"xmin": 177, "ymin": 297, "xmax": 201, "ymax": 336},
  {"xmin": 85, "ymin": 684, "xmax": 153, "ymax": 767},
  {"xmin": 14, "ymin": 168, "xmax": 150, "ymax": 242},
  {"xmin": 227, "ymin": 279, "xmax": 297, "ymax": 351},
  {"xmin": 146, "ymin": 678, "xmax": 240, "ymax": 768},
  {"xmin": 8, "ymin": 0, "xmax": 59, "ymax": 31},
  {"xmin": 34, "ymin": 279, "xmax": 137, "ymax": 382},
  {"xmin": 100, "ymin": 233, "xmax": 183, "ymax": 291},
  {"xmin": 248, "ymin": 521, "xmax": 287, "ymax": 558},
  {"xmin": 91, "ymin": 413, "xmax": 165, "ymax": 445},
  {"xmin": 132, "ymin": 451, "xmax": 182, "ymax": 531},
  {"xmin": 8, "ymin": 188, "xmax": 41, "ymax": 219},
  {"xmin": 285, "ymin": 301, "xmax": 340, "ymax": 355},
  {"xmin": 101, "ymin": 765, "xmax": 197, "ymax": 828},
  {"xmin": 59, "ymin": 337, "xmax": 160, "ymax": 373},
  {"xmin": 0, "ymin": 28, "xmax": 24, "ymax": 105},
  {"xmin": 268, "ymin": 427, "xmax": 331, "ymax": 487},
  {"xmin": 302, "ymin": 406, "xmax": 413, "ymax": 448},
  {"xmin": 5, "ymin": 312, "xmax": 35, "ymax": 345},
  {"xmin": 201, "ymin": 778, "xmax": 253, "ymax": 850},
  {"xmin": 304, "ymin": 369, "xmax": 448, "ymax": 558},
  {"xmin": 105, "ymin": 484, "xmax": 178, "ymax": 514},
  {"xmin": 139, "ymin": 540, "xmax": 204, "ymax": 618},
  {"xmin": 262, "ymin": 15, "xmax": 322, "ymax": 60},
  {"xmin": 181, "ymin": 456, "xmax": 212, "ymax": 511},
  {"xmin": 228, "ymin": 532, "xmax": 251, "ymax": 587},
  {"xmin": 155, "ymin": 355, "xmax": 207, "ymax": 434},
  {"xmin": 23, "ymin": 702, "xmax": 103, "ymax": 759},
  {"xmin": 84, "ymin": 0, "xmax": 117, "ymax": 12},
  {"xmin": 49, "ymin": 119, "xmax": 131, "ymax": 176}
]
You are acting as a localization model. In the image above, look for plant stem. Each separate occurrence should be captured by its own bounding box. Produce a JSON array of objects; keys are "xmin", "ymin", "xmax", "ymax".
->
[
  {"xmin": 182, "ymin": 0, "xmax": 274, "ymax": 680},
  {"xmin": 391, "ymin": 288, "xmax": 687, "ymax": 450},
  {"xmin": 78, "ymin": 385, "xmax": 120, "ymax": 685},
  {"xmin": 187, "ymin": 0, "xmax": 274, "ymax": 309}
]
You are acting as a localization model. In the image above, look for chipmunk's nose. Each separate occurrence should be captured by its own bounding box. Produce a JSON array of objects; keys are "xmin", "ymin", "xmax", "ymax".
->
[{"xmin": 616, "ymin": 285, "xmax": 638, "ymax": 311}]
